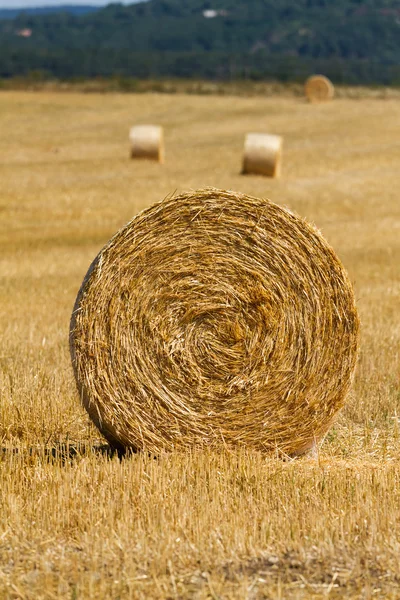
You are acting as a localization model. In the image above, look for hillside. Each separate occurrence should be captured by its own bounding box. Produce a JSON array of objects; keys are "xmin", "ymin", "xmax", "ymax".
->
[{"xmin": 1, "ymin": 0, "xmax": 400, "ymax": 84}]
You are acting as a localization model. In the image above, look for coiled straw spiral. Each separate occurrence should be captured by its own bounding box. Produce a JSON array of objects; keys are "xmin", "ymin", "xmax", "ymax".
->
[{"xmin": 70, "ymin": 188, "xmax": 359, "ymax": 455}]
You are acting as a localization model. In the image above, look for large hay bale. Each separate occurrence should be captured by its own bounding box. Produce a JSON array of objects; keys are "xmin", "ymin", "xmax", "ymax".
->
[
  {"xmin": 242, "ymin": 133, "xmax": 282, "ymax": 177},
  {"xmin": 70, "ymin": 188, "xmax": 359, "ymax": 455},
  {"xmin": 305, "ymin": 75, "xmax": 335, "ymax": 103},
  {"xmin": 129, "ymin": 125, "xmax": 164, "ymax": 162}
]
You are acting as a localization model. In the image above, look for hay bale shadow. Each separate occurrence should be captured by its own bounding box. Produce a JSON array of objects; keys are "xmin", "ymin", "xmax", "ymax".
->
[{"xmin": 0, "ymin": 442, "xmax": 137, "ymax": 465}]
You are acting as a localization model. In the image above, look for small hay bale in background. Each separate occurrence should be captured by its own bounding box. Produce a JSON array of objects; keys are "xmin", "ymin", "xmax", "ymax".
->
[
  {"xmin": 70, "ymin": 188, "xmax": 359, "ymax": 456},
  {"xmin": 242, "ymin": 133, "xmax": 282, "ymax": 178},
  {"xmin": 305, "ymin": 75, "xmax": 335, "ymax": 103},
  {"xmin": 129, "ymin": 124, "xmax": 164, "ymax": 162}
]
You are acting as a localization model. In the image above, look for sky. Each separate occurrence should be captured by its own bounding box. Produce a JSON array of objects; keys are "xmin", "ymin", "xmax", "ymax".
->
[{"xmin": 0, "ymin": 0, "xmax": 139, "ymax": 7}]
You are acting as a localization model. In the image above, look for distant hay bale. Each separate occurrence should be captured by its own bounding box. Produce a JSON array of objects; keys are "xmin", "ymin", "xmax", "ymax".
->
[
  {"xmin": 70, "ymin": 188, "xmax": 359, "ymax": 456},
  {"xmin": 242, "ymin": 133, "xmax": 282, "ymax": 177},
  {"xmin": 305, "ymin": 75, "xmax": 335, "ymax": 103},
  {"xmin": 129, "ymin": 125, "xmax": 164, "ymax": 162}
]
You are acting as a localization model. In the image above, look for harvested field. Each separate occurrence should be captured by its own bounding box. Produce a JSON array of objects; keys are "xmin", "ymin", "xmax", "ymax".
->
[{"xmin": 0, "ymin": 90, "xmax": 399, "ymax": 599}]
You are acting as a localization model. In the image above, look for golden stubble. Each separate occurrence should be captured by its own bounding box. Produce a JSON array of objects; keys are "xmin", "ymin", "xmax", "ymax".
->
[{"xmin": 0, "ymin": 90, "xmax": 399, "ymax": 599}]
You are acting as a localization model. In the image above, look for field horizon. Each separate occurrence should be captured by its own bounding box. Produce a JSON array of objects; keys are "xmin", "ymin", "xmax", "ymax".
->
[{"xmin": 0, "ymin": 90, "xmax": 399, "ymax": 599}]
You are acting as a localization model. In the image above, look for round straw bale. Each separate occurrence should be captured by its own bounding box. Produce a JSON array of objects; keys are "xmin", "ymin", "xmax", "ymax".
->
[
  {"xmin": 304, "ymin": 75, "xmax": 335, "ymax": 103},
  {"xmin": 242, "ymin": 133, "xmax": 282, "ymax": 177},
  {"xmin": 129, "ymin": 125, "xmax": 164, "ymax": 162},
  {"xmin": 70, "ymin": 188, "xmax": 359, "ymax": 455}
]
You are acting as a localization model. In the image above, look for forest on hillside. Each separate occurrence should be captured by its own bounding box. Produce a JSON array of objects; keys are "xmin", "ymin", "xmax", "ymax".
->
[{"xmin": 1, "ymin": 0, "xmax": 400, "ymax": 84}]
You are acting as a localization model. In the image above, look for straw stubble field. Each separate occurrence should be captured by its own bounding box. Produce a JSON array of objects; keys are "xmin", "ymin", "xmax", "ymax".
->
[{"xmin": 0, "ymin": 90, "xmax": 399, "ymax": 599}]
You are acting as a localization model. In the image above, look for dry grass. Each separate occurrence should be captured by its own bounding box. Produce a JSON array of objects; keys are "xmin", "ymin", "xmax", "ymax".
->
[
  {"xmin": 2, "ymin": 77, "xmax": 400, "ymax": 100},
  {"xmin": 0, "ymin": 90, "xmax": 400, "ymax": 599}
]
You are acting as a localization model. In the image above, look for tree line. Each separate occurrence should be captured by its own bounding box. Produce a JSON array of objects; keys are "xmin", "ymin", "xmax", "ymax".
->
[{"xmin": 1, "ymin": 0, "xmax": 400, "ymax": 84}]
